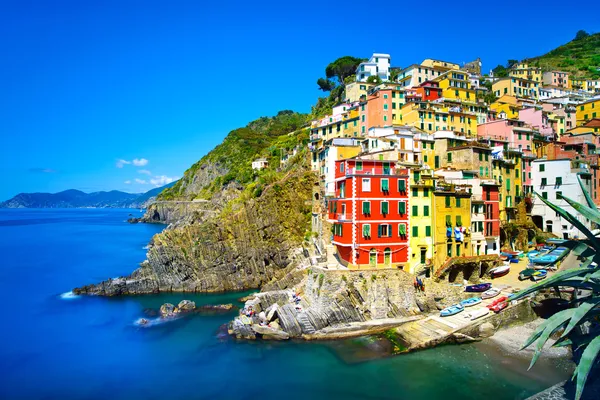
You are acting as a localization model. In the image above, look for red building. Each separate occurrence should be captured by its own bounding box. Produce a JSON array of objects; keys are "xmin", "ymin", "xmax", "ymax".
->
[
  {"xmin": 482, "ymin": 181, "xmax": 501, "ymax": 253},
  {"xmin": 327, "ymin": 159, "xmax": 410, "ymax": 269}
]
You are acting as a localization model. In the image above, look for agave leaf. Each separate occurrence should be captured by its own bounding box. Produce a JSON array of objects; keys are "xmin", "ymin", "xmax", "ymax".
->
[
  {"xmin": 574, "ymin": 335, "xmax": 600, "ymax": 400},
  {"xmin": 562, "ymin": 195, "xmax": 600, "ymax": 225},
  {"xmin": 528, "ymin": 309, "xmax": 574, "ymax": 370},
  {"xmin": 577, "ymin": 174, "xmax": 597, "ymax": 210},
  {"xmin": 561, "ymin": 298, "xmax": 600, "ymax": 338},
  {"xmin": 511, "ymin": 268, "xmax": 596, "ymax": 301},
  {"xmin": 522, "ymin": 318, "xmax": 552, "ymax": 350},
  {"xmin": 586, "ymin": 269, "xmax": 600, "ymax": 282},
  {"xmin": 534, "ymin": 191, "xmax": 600, "ymax": 248},
  {"xmin": 553, "ymin": 337, "xmax": 573, "ymax": 348}
]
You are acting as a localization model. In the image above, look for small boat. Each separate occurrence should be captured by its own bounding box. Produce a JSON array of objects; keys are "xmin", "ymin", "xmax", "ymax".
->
[
  {"xmin": 481, "ymin": 288, "xmax": 501, "ymax": 300},
  {"xmin": 489, "ymin": 301, "xmax": 508, "ymax": 313},
  {"xmin": 460, "ymin": 297, "xmax": 482, "ymax": 307},
  {"xmin": 532, "ymin": 270, "xmax": 548, "ymax": 281},
  {"xmin": 465, "ymin": 283, "xmax": 492, "ymax": 292},
  {"xmin": 440, "ymin": 304, "xmax": 464, "ymax": 317},
  {"xmin": 467, "ymin": 307, "xmax": 490, "ymax": 320},
  {"xmin": 531, "ymin": 246, "xmax": 569, "ymax": 266},
  {"xmin": 519, "ymin": 268, "xmax": 537, "ymax": 281},
  {"xmin": 486, "ymin": 296, "xmax": 508, "ymax": 309},
  {"xmin": 489, "ymin": 264, "xmax": 510, "ymax": 278},
  {"xmin": 500, "ymin": 255, "xmax": 509, "ymax": 261}
]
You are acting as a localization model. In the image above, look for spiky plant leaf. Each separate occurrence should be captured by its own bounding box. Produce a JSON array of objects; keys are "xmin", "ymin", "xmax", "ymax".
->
[
  {"xmin": 553, "ymin": 337, "xmax": 573, "ymax": 347},
  {"xmin": 561, "ymin": 298, "xmax": 600, "ymax": 338},
  {"xmin": 562, "ymin": 195, "xmax": 600, "ymax": 226},
  {"xmin": 577, "ymin": 174, "xmax": 597, "ymax": 210},
  {"xmin": 534, "ymin": 191, "xmax": 600, "ymax": 250},
  {"xmin": 528, "ymin": 309, "xmax": 574, "ymax": 370},
  {"xmin": 573, "ymin": 335, "xmax": 600, "ymax": 400},
  {"xmin": 522, "ymin": 318, "xmax": 552, "ymax": 350},
  {"xmin": 511, "ymin": 267, "xmax": 595, "ymax": 301}
]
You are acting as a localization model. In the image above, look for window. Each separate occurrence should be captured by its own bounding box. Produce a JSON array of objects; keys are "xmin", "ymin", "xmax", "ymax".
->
[
  {"xmin": 435, "ymin": 156, "xmax": 440, "ymax": 168},
  {"xmin": 446, "ymin": 215, "xmax": 452, "ymax": 226},
  {"xmin": 356, "ymin": 161, "xmax": 363, "ymax": 171},
  {"xmin": 542, "ymin": 192, "xmax": 548, "ymax": 200},
  {"xmin": 340, "ymin": 163, "xmax": 344, "ymax": 173},
  {"xmin": 425, "ymin": 226, "xmax": 431, "ymax": 237},
  {"xmin": 362, "ymin": 201, "xmax": 371, "ymax": 215},
  {"xmin": 412, "ymin": 188, "xmax": 419, "ymax": 197},
  {"xmin": 363, "ymin": 224, "xmax": 371, "ymax": 238},
  {"xmin": 479, "ymin": 153, "xmax": 483, "ymax": 161},
  {"xmin": 456, "ymin": 215, "xmax": 462, "ymax": 226},
  {"xmin": 539, "ymin": 164, "xmax": 545, "ymax": 172},
  {"xmin": 556, "ymin": 191, "xmax": 562, "ymax": 200},
  {"xmin": 556, "ymin": 177, "xmax": 562, "ymax": 186},
  {"xmin": 423, "ymin": 188, "xmax": 429, "ymax": 197},
  {"xmin": 379, "ymin": 224, "xmax": 392, "ymax": 238},
  {"xmin": 445, "ymin": 196, "xmax": 451, "ymax": 207},
  {"xmin": 383, "ymin": 94, "xmax": 388, "ymax": 99},
  {"xmin": 398, "ymin": 179, "xmax": 406, "ymax": 193},
  {"xmin": 398, "ymin": 223, "xmax": 407, "ymax": 238},
  {"xmin": 398, "ymin": 201, "xmax": 406, "ymax": 215},
  {"xmin": 541, "ymin": 177, "xmax": 547, "ymax": 186},
  {"xmin": 362, "ymin": 178, "xmax": 371, "ymax": 192},
  {"xmin": 412, "ymin": 226, "xmax": 419, "ymax": 237},
  {"xmin": 412, "ymin": 205, "xmax": 418, "ymax": 216},
  {"xmin": 378, "ymin": 178, "xmax": 390, "ymax": 194},
  {"xmin": 339, "ymin": 182, "xmax": 345, "ymax": 198},
  {"xmin": 424, "ymin": 205, "xmax": 430, "ymax": 216},
  {"xmin": 447, "ymin": 243, "xmax": 452, "ymax": 257},
  {"xmin": 447, "ymin": 153, "xmax": 452, "ymax": 162},
  {"xmin": 382, "ymin": 201, "xmax": 389, "ymax": 215},
  {"xmin": 456, "ymin": 197, "xmax": 461, "ymax": 207},
  {"xmin": 414, "ymin": 171, "xmax": 420, "ymax": 182},
  {"xmin": 384, "ymin": 104, "xmax": 388, "ymax": 110},
  {"xmin": 456, "ymin": 244, "xmax": 461, "ymax": 257}
]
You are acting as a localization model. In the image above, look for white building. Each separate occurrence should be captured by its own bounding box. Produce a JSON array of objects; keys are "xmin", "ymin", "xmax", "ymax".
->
[
  {"xmin": 321, "ymin": 138, "xmax": 362, "ymax": 196},
  {"xmin": 531, "ymin": 159, "xmax": 593, "ymax": 239},
  {"xmin": 356, "ymin": 53, "xmax": 391, "ymax": 82},
  {"xmin": 251, "ymin": 158, "xmax": 269, "ymax": 170}
]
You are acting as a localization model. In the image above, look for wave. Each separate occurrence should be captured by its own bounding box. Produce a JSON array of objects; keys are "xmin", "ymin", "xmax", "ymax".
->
[
  {"xmin": 134, "ymin": 316, "xmax": 181, "ymax": 327},
  {"xmin": 60, "ymin": 291, "xmax": 79, "ymax": 300},
  {"xmin": 142, "ymin": 245, "xmax": 150, "ymax": 250}
]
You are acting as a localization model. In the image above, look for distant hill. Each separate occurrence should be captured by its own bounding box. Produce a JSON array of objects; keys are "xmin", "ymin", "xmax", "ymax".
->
[
  {"xmin": 526, "ymin": 32, "xmax": 600, "ymax": 79},
  {"xmin": 0, "ymin": 182, "xmax": 176, "ymax": 209}
]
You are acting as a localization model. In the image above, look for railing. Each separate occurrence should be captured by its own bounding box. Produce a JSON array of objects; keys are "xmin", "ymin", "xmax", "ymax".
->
[
  {"xmin": 336, "ymin": 213, "xmax": 349, "ymax": 221},
  {"xmin": 346, "ymin": 167, "xmax": 393, "ymax": 176}
]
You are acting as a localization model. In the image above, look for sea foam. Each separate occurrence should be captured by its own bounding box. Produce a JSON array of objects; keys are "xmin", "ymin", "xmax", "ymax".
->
[{"xmin": 60, "ymin": 291, "xmax": 79, "ymax": 300}]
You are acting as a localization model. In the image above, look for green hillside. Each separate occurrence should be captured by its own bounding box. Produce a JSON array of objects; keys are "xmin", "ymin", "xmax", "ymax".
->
[{"xmin": 526, "ymin": 32, "xmax": 600, "ymax": 79}]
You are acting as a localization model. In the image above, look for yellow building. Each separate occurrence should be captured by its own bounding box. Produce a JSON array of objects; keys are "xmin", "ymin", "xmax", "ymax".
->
[
  {"xmin": 432, "ymin": 184, "xmax": 473, "ymax": 270},
  {"xmin": 570, "ymin": 78, "xmax": 600, "ymax": 94},
  {"xmin": 421, "ymin": 58, "xmax": 460, "ymax": 71},
  {"xmin": 344, "ymin": 82, "xmax": 376, "ymax": 103},
  {"xmin": 576, "ymin": 98, "xmax": 600, "ymax": 126},
  {"xmin": 408, "ymin": 168, "xmax": 435, "ymax": 273},
  {"xmin": 310, "ymin": 107, "xmax": 361, "ymax": 146},
  {"xmin": 492, "ymin": 77, "xmax": 539, "ymax": 99},
  {"xmin": 419, "ymin": 135, "xmax": 436, "ymax": 169},
  {"xmin": 492, "ymin": 150, "xmax": 523, "ymax": 223},
  {"xmin": 434, "ymin": 71, "xmax": 476, "ymax": 103},
  {"xmin": 509, "ymin": 63, "xmax": 543, "ymax": 83},
  {"xmin": 400, "ymin": 101, "xmax": 477, "ymax": 135},
  {"xmin": 489, "ymin": 95, "xmax": 521, "ymax": 120}
]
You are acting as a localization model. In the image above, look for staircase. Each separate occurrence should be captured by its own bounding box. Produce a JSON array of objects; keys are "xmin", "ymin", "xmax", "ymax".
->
[{"xmin": 296, "ymin": 312, "xmax": 317, "ymax": 334}]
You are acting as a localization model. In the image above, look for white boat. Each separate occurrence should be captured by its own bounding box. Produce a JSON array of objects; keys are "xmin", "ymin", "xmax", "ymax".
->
[
  {"xmin": 489, "ymin": 264, "xmax": 510, "ymax": 278},
  {"xmin": 468, "ymin": 307, "xmax": 490, "ymax": 321},
  {"xmin": 481, "ymin": 287, "xmax": 501, "ymax": 300}
]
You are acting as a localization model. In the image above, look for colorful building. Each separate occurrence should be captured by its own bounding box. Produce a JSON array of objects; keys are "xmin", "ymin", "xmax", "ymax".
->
[
  {"xmin": 492, "ymin": 77, "xmax": 540, "ymax": 99},
  {"xmin": 509, "ymin": 62, "xmax": 542, "ymax": 83},
  {"xmin": 400, "ymin": 101, "xmax": 478, "ymax": 135},
  {"xmin": 356, "ymin": 53, "xmax": 391, "ymax": 82},
  {"xmin": 434, "ymin": 70, "xmax": 476, "ymax": 103},
  {"xmin": 576, "ymin": 98, "xmax": 600, "ymax": 126},
  {"xmin": 543, "ymin": 71, "xmax": 570, "ymax": 88},
  {"xmin": 328, "ymin": 159, "xmax": 410, "ymax": 269},
  {"xmin": 408, "ymin": 168, "xmax": 435, "ymax": 273},
  {"xmin": 489, "ymin": 95, "xmax": 521, "ymax": 120},
  {"xmin": 345, "ymin": 82, "xmax": 376, "ymax": 103}
]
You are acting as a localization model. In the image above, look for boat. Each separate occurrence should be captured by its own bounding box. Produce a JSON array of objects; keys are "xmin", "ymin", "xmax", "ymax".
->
[
  {"xmin": 460, "ymin": 297, "xmax": 482, "ymax": 307},
  {"xmin": 489, "ymin": 264, "xmax": 510, "ymax": 278},
  {"xmin": 486, "ymin": 296, "xmax": 508, "ymax": 309},
  {"xmin": 532, "ymin": 270, "xmax": 548, "ymax": 281},
  {"xmin": 546, "ymin": 238, "xmax": 567, "ymax": 245},
  {"xmin": 440, "ymin": 304, "xmax": 464, "ymax": 317},
  {"xmin": 467, "ymin": 307, "xmax": 490, "ymax": 320},
  {"xmin": 481, "ymin": 288, "xmax": 501, "ymax": 300},
  {"xmin": 530, "ymin": 246, "xmax": 569, "ymax": 266},
  {"xmin": 509, "ymin": 257, "xmax": 520, "ymax": 263},
  {"xmin": 519, "ymin": 268, "xmax": 537, "ymax": 281},
  {"xmin": 465, "ymin": 283, "xmax": 492, "ymax": 292},
  {"xmin": 489, "ymin": 300, "xmax": 509, "ymax": 313}
]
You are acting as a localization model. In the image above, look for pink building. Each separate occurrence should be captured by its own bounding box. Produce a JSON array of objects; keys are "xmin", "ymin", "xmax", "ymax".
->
[
  {"xmin": 518, "ymin": 106, "xmax": 554, "ymax": 137},
  {"xmin": 543, "ymin": 71, "xmax": 569, "ymax": 88}
]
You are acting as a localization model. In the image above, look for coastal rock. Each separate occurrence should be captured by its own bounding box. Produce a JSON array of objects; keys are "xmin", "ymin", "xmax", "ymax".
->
[
  {"xmin": 266, "ymin": 304, "xmax": 279, "ymax": 322},
  {"xmin": 230, "ymin": 318, "xmax": 256, "ymax": 340},
  {"xmin": 251, "ymin": 324, "xmax": 290, "ymax": 340},
  {"xmin": 198, "ymin": 304, "xmax": 234, "ymax": 313},
  {"xmin": 160, "ymin": 303, "xmax": 176, "ymax": 317},
  {"xmin": 479, "ymin": 322, "xmax": 496, "ymax": 338},
  {"xmin": 178, "ymin": 300, "xmax": 196, "ymax": 312}
]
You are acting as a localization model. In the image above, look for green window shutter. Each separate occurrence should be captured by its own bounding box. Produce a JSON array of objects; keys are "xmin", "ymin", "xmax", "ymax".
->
[
  {"xmin": 399, "ymin": 179, "xmax": 406, "ymax": 192},
  {"xmin": 446, "ymin": 215, "xmax": 451, "ymax": 226},
  {"xmin": 399, "ymin": 201, "xmax": 406, "ymax": 215},
  {"xmin": 447, "ymin": 153, "xmax": 452, "ymax": 162},
  {"xmin": 363, "ymin": 224, "xmax": 370, "ymax": 237},
  {"xmin": 423, "ymin": 188, "xmax": 429, "ymax": 197},
  {"xmin": 426, "ymin": 226, "xmax": 431, "ymax": 237},
  {"xmin": 424, "ymin": 205, "xmax": 430, "ymax": 216},
  {"xmin": 456, "ymin": 197, "xmax": 461, "ymax": 207},
  {"xmin": 412, "ymin": 205, "xmax": 418, "ymax": 216},
  {"xmin": 435, "ymin": 156, "xmax": 440, "ymax": 168},
  {"xmin": 556, "ymin": 177, "xmax": 562, "ymax": 185},
  {"xmin": 445, "ymin": 197, "xmax": 450, "ymax": 207},
  {"xmin": 412, "ymin": 226, "xmax": 418, "ymax": 237},
  {"xmin": 399, "ymin": 224, "xmax": 406, "ymax": 235},
  {"xmin": 506, "ymin": 178, "xmax": 510, "ymax": 191},
  {"xmin": 363, "ymin": 201, "xmax": 370, "ymax": 214},
  {"xmin": 381, "ymin": 179, "xmax": 389, "ymax": 192},
  {"xmin": 412, "ymin": 188, "xmax": 419, "ymax": 197},
  {"xmin": 389, "ymin": 224, "xmax": 393, "ymax": 237},
  {"xmin": 456, "ymin": 215, "xmax": 462, "ymax": 226},
  {"xmin": 377, "ymin": 225, "xmax": 382, "ymax": 238},
  {"xmin": 333, "ymin": 202, "xmax": 337, "ymax": 213},
  {"xmin": 382, "ymin": 201, "xmax": 389, "ymax": 215}
]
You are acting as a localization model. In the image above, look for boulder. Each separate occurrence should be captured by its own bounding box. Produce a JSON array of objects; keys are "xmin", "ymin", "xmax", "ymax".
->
[
  {"xmin": 479, "ymin": 322, "xmax": 496, "ymax": 338},
  {"xmin": 266, "ymin": 304, "xmax": 279, "ymax": 322},
  {"xmin": 198, "ymin": 303, "xmax": 234, "ymax": 313},
  {"xmin": 251, "ymin": 324, "xmax": 290, "ymax": 340},
  {"xmin": 160, "ymin": 303, "xmax": 176, "ymax": 317},
  {"xmin": 238, "ymin": 294, "xmax": 258, "ymax": 303},
  {"xmin": 178, "ymin": 300, "xmax": 196, "ymax": 312},
  {"xmin": 258, "ymin": 311, "xmax": 267, "ymax": 323},
  {"xmin": 270, "ymin": 320, "xmax": 281, "ymax": 330}
]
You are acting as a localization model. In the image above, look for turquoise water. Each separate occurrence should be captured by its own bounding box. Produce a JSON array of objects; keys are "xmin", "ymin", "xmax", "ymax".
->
[{"xmin": 0, "ymin": 209, "xmax": 569, "ymax": 399}]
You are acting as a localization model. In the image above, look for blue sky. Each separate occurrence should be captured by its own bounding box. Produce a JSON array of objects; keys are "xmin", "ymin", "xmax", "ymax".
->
[{"xmin": 1, "ymin": 0, "xmax": 598, "ymax": 200}]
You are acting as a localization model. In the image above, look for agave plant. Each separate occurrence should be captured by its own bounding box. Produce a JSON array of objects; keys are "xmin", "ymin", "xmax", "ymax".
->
[{"xmin": 511, "ymin": 176, "xmax": 600, "ymax": 400}]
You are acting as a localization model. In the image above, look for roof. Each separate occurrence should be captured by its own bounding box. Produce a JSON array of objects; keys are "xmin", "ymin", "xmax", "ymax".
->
[{"xmin": 583, "ymin": 119, "xmax": 600, "ymax": 128}]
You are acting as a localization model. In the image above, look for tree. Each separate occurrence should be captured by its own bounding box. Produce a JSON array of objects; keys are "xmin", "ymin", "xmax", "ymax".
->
[
  {"xmin": 492, "ymin": 64, "xmax": 508, "ymax": 77},
  {"xmin": 317, "ymin": 78, "xmax": 336, "ymax": 92},
  {"xmin": 507, "ymin": 59, "xmax": 519, "ymax": 69},
  {"xmin": 575, "ymin": 30, "xmax": 590, "ymax": 40},
  {"xmin": 389, "ymin": 68, "xmax": 401, "ymax": 82},
  {"xmin": 366, "ymin": 75, "xmax": 382, "ymax": 84},
  {"xmin": 511, "ymin": 177, "xmax": 600, "ymax": 400},
  {"xmin": 324, "ymin": 56, "xmax": 365, "ymax": 86}
]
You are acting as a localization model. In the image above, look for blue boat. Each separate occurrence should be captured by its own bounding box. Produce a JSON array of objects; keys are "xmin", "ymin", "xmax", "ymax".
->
[
  {"xmin": 440, "ymin": 304, "xmax": 464, "ymax": 317},
  {"xmin": 532, "ymin": 270, "xmax": 548, "ymax": 281},
  {"xmin": 465, "ymin": 283, "xmax": 492, "ymax": 292},
  {"xmin": 531, "ymin": 246, "xmax": 569, "ymax": 265},
  {"xmin": 460, "ymin": 297, "xmax": 482, "ymax": 307}
]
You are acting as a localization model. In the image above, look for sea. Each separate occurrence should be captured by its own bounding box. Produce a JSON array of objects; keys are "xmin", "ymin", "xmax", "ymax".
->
[{"xmin": 0, "ymin": 208, "xmax": 571, "ymax": 400}]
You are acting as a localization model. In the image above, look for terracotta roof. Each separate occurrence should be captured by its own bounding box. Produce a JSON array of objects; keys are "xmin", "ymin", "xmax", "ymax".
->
[{"xmin": 583, "ymin": 119, "xmax": 600, "ymax": 128}]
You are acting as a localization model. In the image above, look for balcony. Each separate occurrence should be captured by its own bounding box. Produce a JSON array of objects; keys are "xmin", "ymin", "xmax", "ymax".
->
[
  {"xmin": 346, "ymin": 167, "xmax": 393, "ymax": 176},
  {"xmin": 336, "ymin": 213, "xmax": 350, "ymax": 221}
]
